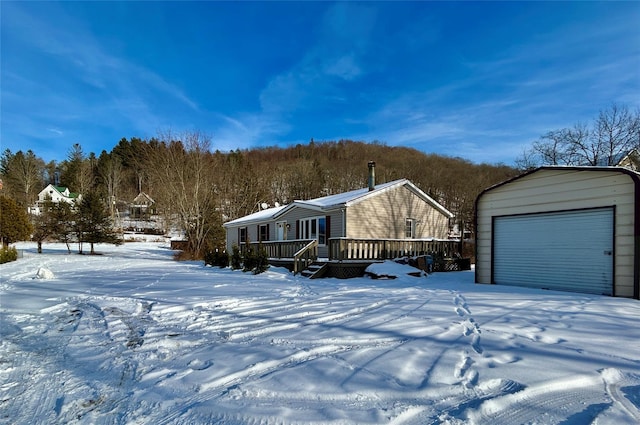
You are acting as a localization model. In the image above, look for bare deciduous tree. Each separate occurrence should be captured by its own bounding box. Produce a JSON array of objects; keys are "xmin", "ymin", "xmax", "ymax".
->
[
  {"xmin": 517, "ymin": 103, "xmax": 640, "ymax": 169},
  {"xmin": 96, "ymin": 151, "xmax": 123, "ymax": 219},
  {"xmin": 144, "ymin": 131, "xmax": 223, "ymax": 258},
  {"xmin": 0, "ymin": 149, "xmax": 45, "ymax": 208}
]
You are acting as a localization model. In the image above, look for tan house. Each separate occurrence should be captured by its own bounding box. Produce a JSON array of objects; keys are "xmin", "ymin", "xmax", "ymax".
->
[
  {"xmin": 475, "ymin": 166, "xmax": 639, "ymax": 299},
  {"xmin": 614, "ymin": 148, "xmax": 640, "ymax": 171},
  {"xmin": 224, "ymin": 173, "xmax": 454, "ymax": 261}
]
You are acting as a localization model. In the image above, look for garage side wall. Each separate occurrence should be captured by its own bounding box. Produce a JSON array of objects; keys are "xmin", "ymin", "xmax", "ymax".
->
[{"xmin": 476, "ymin": 169, "xmax": 637, "ymax": 297}]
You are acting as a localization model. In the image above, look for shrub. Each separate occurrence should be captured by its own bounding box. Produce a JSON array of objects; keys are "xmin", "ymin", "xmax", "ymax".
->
[
  {"xmin": 0, "ymin": 246, "xmax": 18, "ymax": 264},
  {"xmin": 230, "ymin": 245, "xmax": 242, "ymax": 270},
  {"xmin": 253, "ymin": 243, "xmax": 269, "ymax": 275},
  {"xmin": 239, "ymin": 243, "xmax": 269, "ymax": 275},
  {"xmin": 204, "ymin": 249, "xmax": 229, "ymax": 268},
  {"xmin": 242, "ymin": 245, "xmax": 257, "ymax": 273}
]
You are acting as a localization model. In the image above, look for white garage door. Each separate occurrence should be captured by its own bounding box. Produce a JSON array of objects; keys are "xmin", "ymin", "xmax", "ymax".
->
[{"xmin": 493, "ymin": 208, "xmax": 614, "ymax": 295}]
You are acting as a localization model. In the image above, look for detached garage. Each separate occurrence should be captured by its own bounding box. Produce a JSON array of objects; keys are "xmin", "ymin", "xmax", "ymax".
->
[{"xmin": 475, "ymin": 167, "xmax": 639, "ymax": 299}]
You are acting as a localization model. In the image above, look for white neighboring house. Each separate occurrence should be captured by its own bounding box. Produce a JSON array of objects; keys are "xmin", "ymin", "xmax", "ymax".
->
[{"xmin": 29, "ymin": 184, "xmax": 81, "ymax": 215}]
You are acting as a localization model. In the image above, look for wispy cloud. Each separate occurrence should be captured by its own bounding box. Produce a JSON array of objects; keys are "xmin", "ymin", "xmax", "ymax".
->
[
  {"xmin": 46, "ymin": 128, "xmax": 64, "ymax": 136},
  {"xmin": 259, "ymin": 3, "xmax": 376, "ymax": 114},
  {"xmin": 349, "ymin": 3, "xmax": 640, "ymax": 164},
  {"xmin": 2, "ymin": 2, "xmax": 199, "ymax": 147},
  {"xmin": 2, "ymin": 1, "xmax": 637, "ymax": 165}
]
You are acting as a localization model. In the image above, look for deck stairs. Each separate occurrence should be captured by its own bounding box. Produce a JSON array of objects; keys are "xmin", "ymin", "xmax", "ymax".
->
[{"xmin": 300, "ymin": 262, "xmax": 328, "ymax": 279}]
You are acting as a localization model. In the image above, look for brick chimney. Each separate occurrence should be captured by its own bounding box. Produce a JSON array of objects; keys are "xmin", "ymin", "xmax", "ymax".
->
[{"xmin": 368, "ymin": 161, "xmax": 376, "ymax": 191}]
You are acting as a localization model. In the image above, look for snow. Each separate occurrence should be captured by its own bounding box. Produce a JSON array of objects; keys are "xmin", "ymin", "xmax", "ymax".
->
[
  {"xmin": 296, "ymin": 179, "xmax": 403, "ymax": 208},
  {"xmin": 1, "ymin": 242, "xmax": 639, "ymax": 425},
  {"xmin": 223, "ymin": 180, "xmax": 418, "ymax": 227},
  {"xmin": 35, "ymin": 267, "xmax": 55, "ymax": 280},
  {"xmin": 222, "ymin": 205, "xmax": 287, "ymax": 226}
]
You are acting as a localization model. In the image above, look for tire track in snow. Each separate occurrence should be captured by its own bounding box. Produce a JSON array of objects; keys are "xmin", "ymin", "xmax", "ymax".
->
[
  {"xmin": 0, "ymin": 300, "xmax": 113, "ymax": 425},
  {"xmin": 152, "ymin": 298, "xmax": 398, "ymax": 424},
  {"xmin": 468, "ymin": 374, "xmax": 610, "ymax": 424},
  {"xmin": 197, "ymin": 299, "xmax": 392, "ymax": 343},
  {"xmin": 602, "ymin": 368, "xmax": 640, "ymax": 422},
  {"xmin": 218, "ymin": 376, "xmax": 524, "ymax": 425},
  {"xmin": 154, "ymin": 344, "xmax": 357, "ymax": 425}
]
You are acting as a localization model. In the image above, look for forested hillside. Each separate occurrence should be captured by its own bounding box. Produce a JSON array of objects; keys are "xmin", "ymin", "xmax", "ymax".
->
[{"xmin": 1, "ymin": 137, "xmax": 518, "ymax": 257}]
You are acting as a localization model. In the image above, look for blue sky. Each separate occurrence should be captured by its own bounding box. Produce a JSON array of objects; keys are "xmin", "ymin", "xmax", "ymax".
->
[{"xmin": 2, "ymin": 1, "xmax": 639, "ymax": 165}]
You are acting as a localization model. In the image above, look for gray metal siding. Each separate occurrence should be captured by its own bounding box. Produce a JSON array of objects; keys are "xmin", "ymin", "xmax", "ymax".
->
[{"xmin": 493, "ymin": 208, "xmax": 614, "ymax": 295}]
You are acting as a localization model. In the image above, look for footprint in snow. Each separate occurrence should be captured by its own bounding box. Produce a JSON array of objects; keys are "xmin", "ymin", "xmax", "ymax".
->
[{"xmin": 188, "ymin": 359, "xmax": 213, "ymax": 370}]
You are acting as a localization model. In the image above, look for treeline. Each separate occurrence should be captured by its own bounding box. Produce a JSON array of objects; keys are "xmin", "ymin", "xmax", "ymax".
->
[{"xmin": 1, "ymin": 136, "xmax": 518, "ymax": 258}]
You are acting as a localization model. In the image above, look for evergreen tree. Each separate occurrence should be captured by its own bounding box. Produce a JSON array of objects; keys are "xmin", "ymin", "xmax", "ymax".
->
[
  {"xmin": 76, "ymin": 191, "xmax": 122, "ymax": 254},
  {"xmin": 253, "ymin": 243, "xmax": 269, "ymax": 274},
  {"xmin": 0, "ymin": 195, "xmax": 32, "ymax": 247},
  {"xmin": 60, "ymin": 143, "xmax": 93, "ymax": 195},
  {"xmin": 31, "ymin": 199, "xmax": 57, "ymax": 253},
  {"xmin": 230, "ymin": 245, "xmax": 242, "ymax": 270},
  {"xmin": 51, "ymin": 201, "xmax": 75, "ymax": 254}
]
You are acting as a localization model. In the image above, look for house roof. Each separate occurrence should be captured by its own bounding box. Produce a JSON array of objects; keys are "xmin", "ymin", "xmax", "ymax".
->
[
  {"xmin": 290, "ymin": 179, "xmax": 401, "ymax": 210},
  {"xmin": 223, "ymin": 205, "xmax": 287, "ymax": 227},
  {"xmin": 133, "ymin": 192, "xmax": 155, "ymax": 204},
  {"xmin": 594, "ymin": 148, "xmax": 640, "ymax": 167},
  {"xmin": 280, "ymin": 178, "xmax": 453, "ymax": 217},
  {"xmin": 224, "ymin": 178, "xmax": 453, "ymax": 227},
  {"xmin": 41, "ymin": 184, "xmax": 79, "ymax": 199}
]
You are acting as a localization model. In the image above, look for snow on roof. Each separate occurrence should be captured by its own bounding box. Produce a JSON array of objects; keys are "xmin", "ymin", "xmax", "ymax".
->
[
  {"xmin": 224, "ymin": 178, "xmax": 453, "ymax": 227},
  {"xmin": 296, "ymin": 179, "xmax": 405, "ymax": 209},
  {"xmin": 223, "ymin": 205, "xmax": 287, "ymax": 227}
]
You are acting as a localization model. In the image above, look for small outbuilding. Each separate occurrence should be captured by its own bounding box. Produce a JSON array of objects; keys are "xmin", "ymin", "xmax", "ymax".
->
[
  {"xmin": 475, "ymin": 166, "xmax": 639, "ymax": 299},
  {"xmin": 130, "ymin": 192, "xmax": 156, "ymax": 219}
]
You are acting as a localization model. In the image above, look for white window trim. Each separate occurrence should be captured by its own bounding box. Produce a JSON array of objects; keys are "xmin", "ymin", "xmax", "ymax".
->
[
  {"xmin": 405, "ymin": 218, "xmax": 416, "ymax": 239},
  {"xmin": 299, "ymin": 216, "xmax": 327, "ymax": 246}
]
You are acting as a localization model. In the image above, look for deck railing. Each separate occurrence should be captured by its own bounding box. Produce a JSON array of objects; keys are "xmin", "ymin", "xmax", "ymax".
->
[
  {"xmin": 328, "ymin": 237, "xmax": 460, "ymax": 261},
  {"xmin": 293, "ymin": 240, "xmax": 319, "ymax": 275},
  {"xmin": 247, "ymin": 237, "xmax": 462, "ymax": 271},
  {"xmin": 246, "ymin": 239, "xmax": 315, "ymax": 259}
]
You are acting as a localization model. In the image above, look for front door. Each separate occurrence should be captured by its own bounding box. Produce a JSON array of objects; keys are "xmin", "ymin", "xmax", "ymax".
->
[{"xmin": 276, "ymin": 221, "xmax": 287, "ymax": 241}]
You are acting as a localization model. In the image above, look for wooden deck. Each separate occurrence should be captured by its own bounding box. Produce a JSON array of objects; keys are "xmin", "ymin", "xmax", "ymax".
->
[{"xmin": 246, "ymin": 238, "xmax": 469, "ymax": 277}]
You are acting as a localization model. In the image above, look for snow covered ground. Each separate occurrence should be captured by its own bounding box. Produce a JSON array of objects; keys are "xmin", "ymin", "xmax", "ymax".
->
[{"xmin": 1, "ymin": 242, "xmax": 639, "ymax": 425}]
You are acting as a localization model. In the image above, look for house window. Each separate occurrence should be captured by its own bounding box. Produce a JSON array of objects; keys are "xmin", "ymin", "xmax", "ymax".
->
[
  {"xmin": 239, "ymin": 227, "xmax": 247, "ymax": 244},
  {"xmin": 405, "ymin": 218, "xmax": 416, "ymax": 239},
  {"xmin": 259, "ymin": 224, "xmax": 269, "ymax": 242},
  {"xmin": 299, "ymin": 216, "xmax": 327, "ymax": 245}
]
